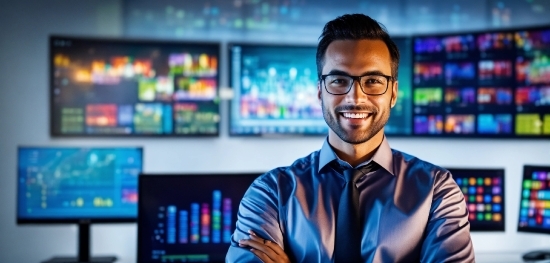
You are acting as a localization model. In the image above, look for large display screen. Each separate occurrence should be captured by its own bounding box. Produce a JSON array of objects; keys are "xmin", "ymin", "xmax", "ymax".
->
[
  {"xmin": 137, "ymin": 173, "xmax": 261, "ymax": 263},
  {"xmin": 517, "ymin": 165, "xmax": 550, "ymax": 234},
  {"xmin": 229, "ymin": 43, "xmax": 326, "ymax": 136},
  {"xmin": 447, "ymin": 168, "xmax": 505, "ymax": 231},
  {"xmin": 17, "ymin": 147, "xmax": 143, "ymax": 223},
  {"xmin": 50, "ymin": 36, "xmax": 220, "ymax": 136},
  {"xmin": 412, "ymin": 26, "xmax": 550, "ymax": 138},
  {"xmin": 228, "ymin": 40, "xmax": 412, "ymax": 136}
]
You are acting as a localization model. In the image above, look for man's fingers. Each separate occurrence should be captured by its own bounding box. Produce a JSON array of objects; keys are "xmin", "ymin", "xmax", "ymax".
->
[
  {"xmin": 248, "ymin": 232, "xmax": 287, "ymax": 256},
  {"xmin": 239, "ymin": 232, "xmax": 291, "ymax": 263},
  {"xmin": 238, "ymin": 238, "xmax": 262, "ymax": 248},
  {"xmin": 247, "ymin": 234, "xmax": 279, "ymax": 255},
  {"xmin": 250, "ymin": 248, "xmax": 272, "ymax": 263},
  {"xmin": 239, "ymin": 238, "xmax": 277, "ymax": 263}
]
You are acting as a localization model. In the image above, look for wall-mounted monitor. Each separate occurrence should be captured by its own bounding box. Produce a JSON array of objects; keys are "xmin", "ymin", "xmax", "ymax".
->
[
  {"xmin": 50, "ymin": 36, "xmax": 220, "ymax": 137},
  {"xmin": 518, "ymin": 165, "xmax": 550, "ymax": 234},
  {"xmin": 387, "ymin": 36, "xmax": 413, "ymax": 135},
  {"xmin": 412, "ymin": 26, "xmax": 550, "ymax": 138},
  {"xmin": 446, "ymin": 167, "xmax": 505, "ymax": 231},
  {"xmin": 517, "ymin": 165, "xmax": 550, "ymax": 261},
  {"xmin": 228, "ymin": 39, "xmax": 413, "ymax": 137},
  {"xmin": 137, "ymin": 173, "xmax": 261, "ymax": 263},
  {"xmin": 17, "ymin": 146, "xmax": 143, "ymax": 262},
  {"xmin": 228, "ymin": 43, "xmax": 326, "ymax": 136}
]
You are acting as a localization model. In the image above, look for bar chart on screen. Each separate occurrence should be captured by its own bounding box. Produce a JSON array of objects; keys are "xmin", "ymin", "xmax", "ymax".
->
[
  {"xmin": 137, "ymin": 173, "xmax": 261, "ymax": 263},
  {"xmin": 152, "ymin": 190, "xmax": 233, "ymax": 246}
]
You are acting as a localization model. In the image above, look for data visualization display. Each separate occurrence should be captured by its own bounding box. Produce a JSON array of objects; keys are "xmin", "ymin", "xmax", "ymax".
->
[
  {"xmin": 50, "ymin": 36, "xmax": 220, "ymax": 136},
  {"xmin": 412, "ymin": 26, "xmax": 550, "ymax": 138},
  {"xmin": 228, "ymin": 40, "xmax": 413, "ymax": 136},
  {"xmin": 229, "ymin": 43, "xmax": 326, "ymax": 136},
  {"xmin": 137, "ymin": 173, "xmax": 260, "ymax": 263},
  {"xmin": 518, "ymin": 165, "xmax": 550, "ymax": 234},
  {"xmin": 17, "ymin": 147, "xmax": 143, "ymax": 222},
  {"xmin": 447, "ymin": 168, "xmax": 505, "ymax": 231}
]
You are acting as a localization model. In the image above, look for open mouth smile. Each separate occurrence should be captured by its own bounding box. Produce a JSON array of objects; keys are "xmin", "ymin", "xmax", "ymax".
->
[{"xmin": 340, "ymin": 112, "xmax": 372, "ymax": 119}]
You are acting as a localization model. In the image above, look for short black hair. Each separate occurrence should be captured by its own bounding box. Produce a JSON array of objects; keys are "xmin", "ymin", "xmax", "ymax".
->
[{"xmin": 316, "ymin": 14, "xmax": 400, "ymax": 79}]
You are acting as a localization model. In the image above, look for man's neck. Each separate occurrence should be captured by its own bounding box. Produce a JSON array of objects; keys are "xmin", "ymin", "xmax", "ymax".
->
[{"xmin": 328, "ymin": 130, "xmax": 385, "ymax": 167}]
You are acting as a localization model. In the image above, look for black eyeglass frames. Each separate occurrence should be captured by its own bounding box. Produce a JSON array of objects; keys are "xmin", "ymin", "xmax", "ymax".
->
[{"xmin": 320, "ymin": 73, "xmax": 394, "ymax": 95}]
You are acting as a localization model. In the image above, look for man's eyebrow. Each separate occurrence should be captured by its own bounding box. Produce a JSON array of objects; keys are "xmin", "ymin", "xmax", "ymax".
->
[
  {"xmin": 325, "ymin": 69, "xmax": 349, "ymax": 75},
  {"xmin": 324, "ymin": 69, "xmax": 390, "ymax": 76}
]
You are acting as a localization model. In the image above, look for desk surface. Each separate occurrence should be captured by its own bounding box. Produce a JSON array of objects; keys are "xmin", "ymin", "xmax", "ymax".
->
[
  {"xmin": 475, "ymin": 251, "xmax": 550, "ymax": 263},
  {"xmin": 83, "ymin": 252, "xmax": 549, "ymax": 263},
  {"xmin": 118, "ymin": 253, "xmax": 537, "ymax": 263}
]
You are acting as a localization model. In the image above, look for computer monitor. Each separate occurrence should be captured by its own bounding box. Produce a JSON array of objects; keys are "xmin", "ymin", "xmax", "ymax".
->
[
  {"xmin": 387, "ymin": 36, "xmax": 413, "ymax": 135},
  {"xmin": 50, "ymin": 35, "xmax": 220, "ymax": 137},
  {"xmin": 228, "ymin": 42, "xmax": 326, "ymax": 136},
  {"xmin": 17, "ymin": 146, "xmax": 143, "ymax": 263},
  {"xmin": 446, "ymin": 168, "xmax": 505, "ymax": 231},
  {"xmin": 228, "ymin": 39, "xmax": 413, "ymax": 137},
  {"xmin": 517, "ymin": 165, "xmax": 550, "ymax": 260},
  {"xmin": 137, "ymin": 173, "xmax": 261, "ymax": 263},
  {"xmin": 411, "ymin": 26, "xmax": 550, "ymax": 138},
  {"xmin": 518, "ymin": 165, "xmax": 550, "ymax": 233}
]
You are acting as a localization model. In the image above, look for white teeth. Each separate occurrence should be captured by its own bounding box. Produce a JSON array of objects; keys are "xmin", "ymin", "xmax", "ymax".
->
[{"xmin": 342, "ymin": 112, "xmax": 368, "ymax": 119}]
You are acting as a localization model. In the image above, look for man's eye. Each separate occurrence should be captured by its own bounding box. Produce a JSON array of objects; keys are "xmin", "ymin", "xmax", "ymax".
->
[
  {"xmin": 364, "ymin": 77, "xmax": 383, "ymax": 85},
  {"xmin": 331, "ymin": 78, "xmax": 348, "ymax": 85}
]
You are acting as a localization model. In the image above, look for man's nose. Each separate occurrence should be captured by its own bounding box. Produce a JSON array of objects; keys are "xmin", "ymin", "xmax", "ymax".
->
[{"xmin": 345, "ymin": 80, "xmax": 368, "ymax": 103}]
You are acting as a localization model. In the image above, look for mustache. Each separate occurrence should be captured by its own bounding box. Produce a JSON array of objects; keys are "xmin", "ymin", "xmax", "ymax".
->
[{"xmin": 335, "ymin": 104, "xmax": 378, "ymax": 113}]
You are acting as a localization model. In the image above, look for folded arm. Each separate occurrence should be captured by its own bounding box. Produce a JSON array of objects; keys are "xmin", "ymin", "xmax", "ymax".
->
[
  {"xmin": 226, "ymin": 173, "xmax": 289, "ymax": 262},
  {"xmin": 420, "ymin": 171, "xmax": 475, "ymax": 263}
]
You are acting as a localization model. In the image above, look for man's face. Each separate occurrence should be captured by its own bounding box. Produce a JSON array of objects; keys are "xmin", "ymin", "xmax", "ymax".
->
[{"xmin": 318, "ymin": 39, "xmax": 398, "ymax": 145}]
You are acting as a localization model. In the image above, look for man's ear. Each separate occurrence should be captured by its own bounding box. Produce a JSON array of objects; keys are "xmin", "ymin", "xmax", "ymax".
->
[
  {"xmin": 390, "ymin": 80, "xmax": 398, "ymax": 108},
  {"xmin": 317, "ymin": 82, "xmax": 322, "ymax": 103}
]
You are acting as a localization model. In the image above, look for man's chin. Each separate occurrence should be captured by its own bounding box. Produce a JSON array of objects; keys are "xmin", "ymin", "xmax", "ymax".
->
[{"xmin": 337, "ymin": 132, "xmax": 372, "ymax": 145}]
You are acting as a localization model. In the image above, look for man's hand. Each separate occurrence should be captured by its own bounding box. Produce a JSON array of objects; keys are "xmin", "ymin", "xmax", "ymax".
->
[{"xmin": 238, "ymin": 230, "xmax": 291, "ymax": 263}]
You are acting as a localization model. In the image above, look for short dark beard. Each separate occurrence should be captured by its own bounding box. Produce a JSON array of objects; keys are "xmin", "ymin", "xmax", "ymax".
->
[{"xmin": 321, "ymin": 98, "xmax": 389, "ymax": 145}]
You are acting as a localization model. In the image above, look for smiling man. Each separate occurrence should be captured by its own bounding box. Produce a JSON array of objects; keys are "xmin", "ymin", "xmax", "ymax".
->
[{"xmin": 226, "ymin": 14, "xmax": 474, "ymax": 263}]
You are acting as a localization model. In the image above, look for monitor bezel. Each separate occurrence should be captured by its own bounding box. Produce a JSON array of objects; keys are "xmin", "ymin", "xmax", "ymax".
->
[
  {"xmin": 16, "ymin": 146, "xmax": 144, "ymax": 224},
  {"xmin": 517, "ymin": 165, "xmax": 550, "ymax": 234},
  {"xmin": 446, "ymin": 167, "xmax": 506, "ymax": 232},
  {"xmin": 49, "ymin": 35, "xmax": 222, "ymax": 137}
]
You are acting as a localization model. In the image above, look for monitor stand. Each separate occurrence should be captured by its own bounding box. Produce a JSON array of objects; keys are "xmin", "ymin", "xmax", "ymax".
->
[
  {"xmin": 41, "ymin": 222, "xmax": 117, "ymax": 263},
  {"xmin": 522, "ymin": 249, "xmax": 550, "ymax": 262},
  {"xmin": 41, "ymin": 257, "xmax": 116, "ymax": 263}
]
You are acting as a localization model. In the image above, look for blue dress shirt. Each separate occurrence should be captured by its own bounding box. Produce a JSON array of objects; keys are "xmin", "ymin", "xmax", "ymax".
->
[{"xmin": 226, "ymin": 137, "xmax": 474, "ymax": 262}]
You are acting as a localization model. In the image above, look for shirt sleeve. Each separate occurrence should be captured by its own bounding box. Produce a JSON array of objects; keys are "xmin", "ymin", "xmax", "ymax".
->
[
  {"xmin": 226, "ymin": 172, "xmax": 285, "ymax": 263},
  {"xmin": 420, "ymin": 170, "xmax": 475, "ymax": 263}
]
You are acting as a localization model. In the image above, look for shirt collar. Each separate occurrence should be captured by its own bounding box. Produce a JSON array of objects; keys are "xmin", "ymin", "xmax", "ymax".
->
[{"xmin": 318, "ymin": 135, "xmax": 395, "ymax": 176}]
